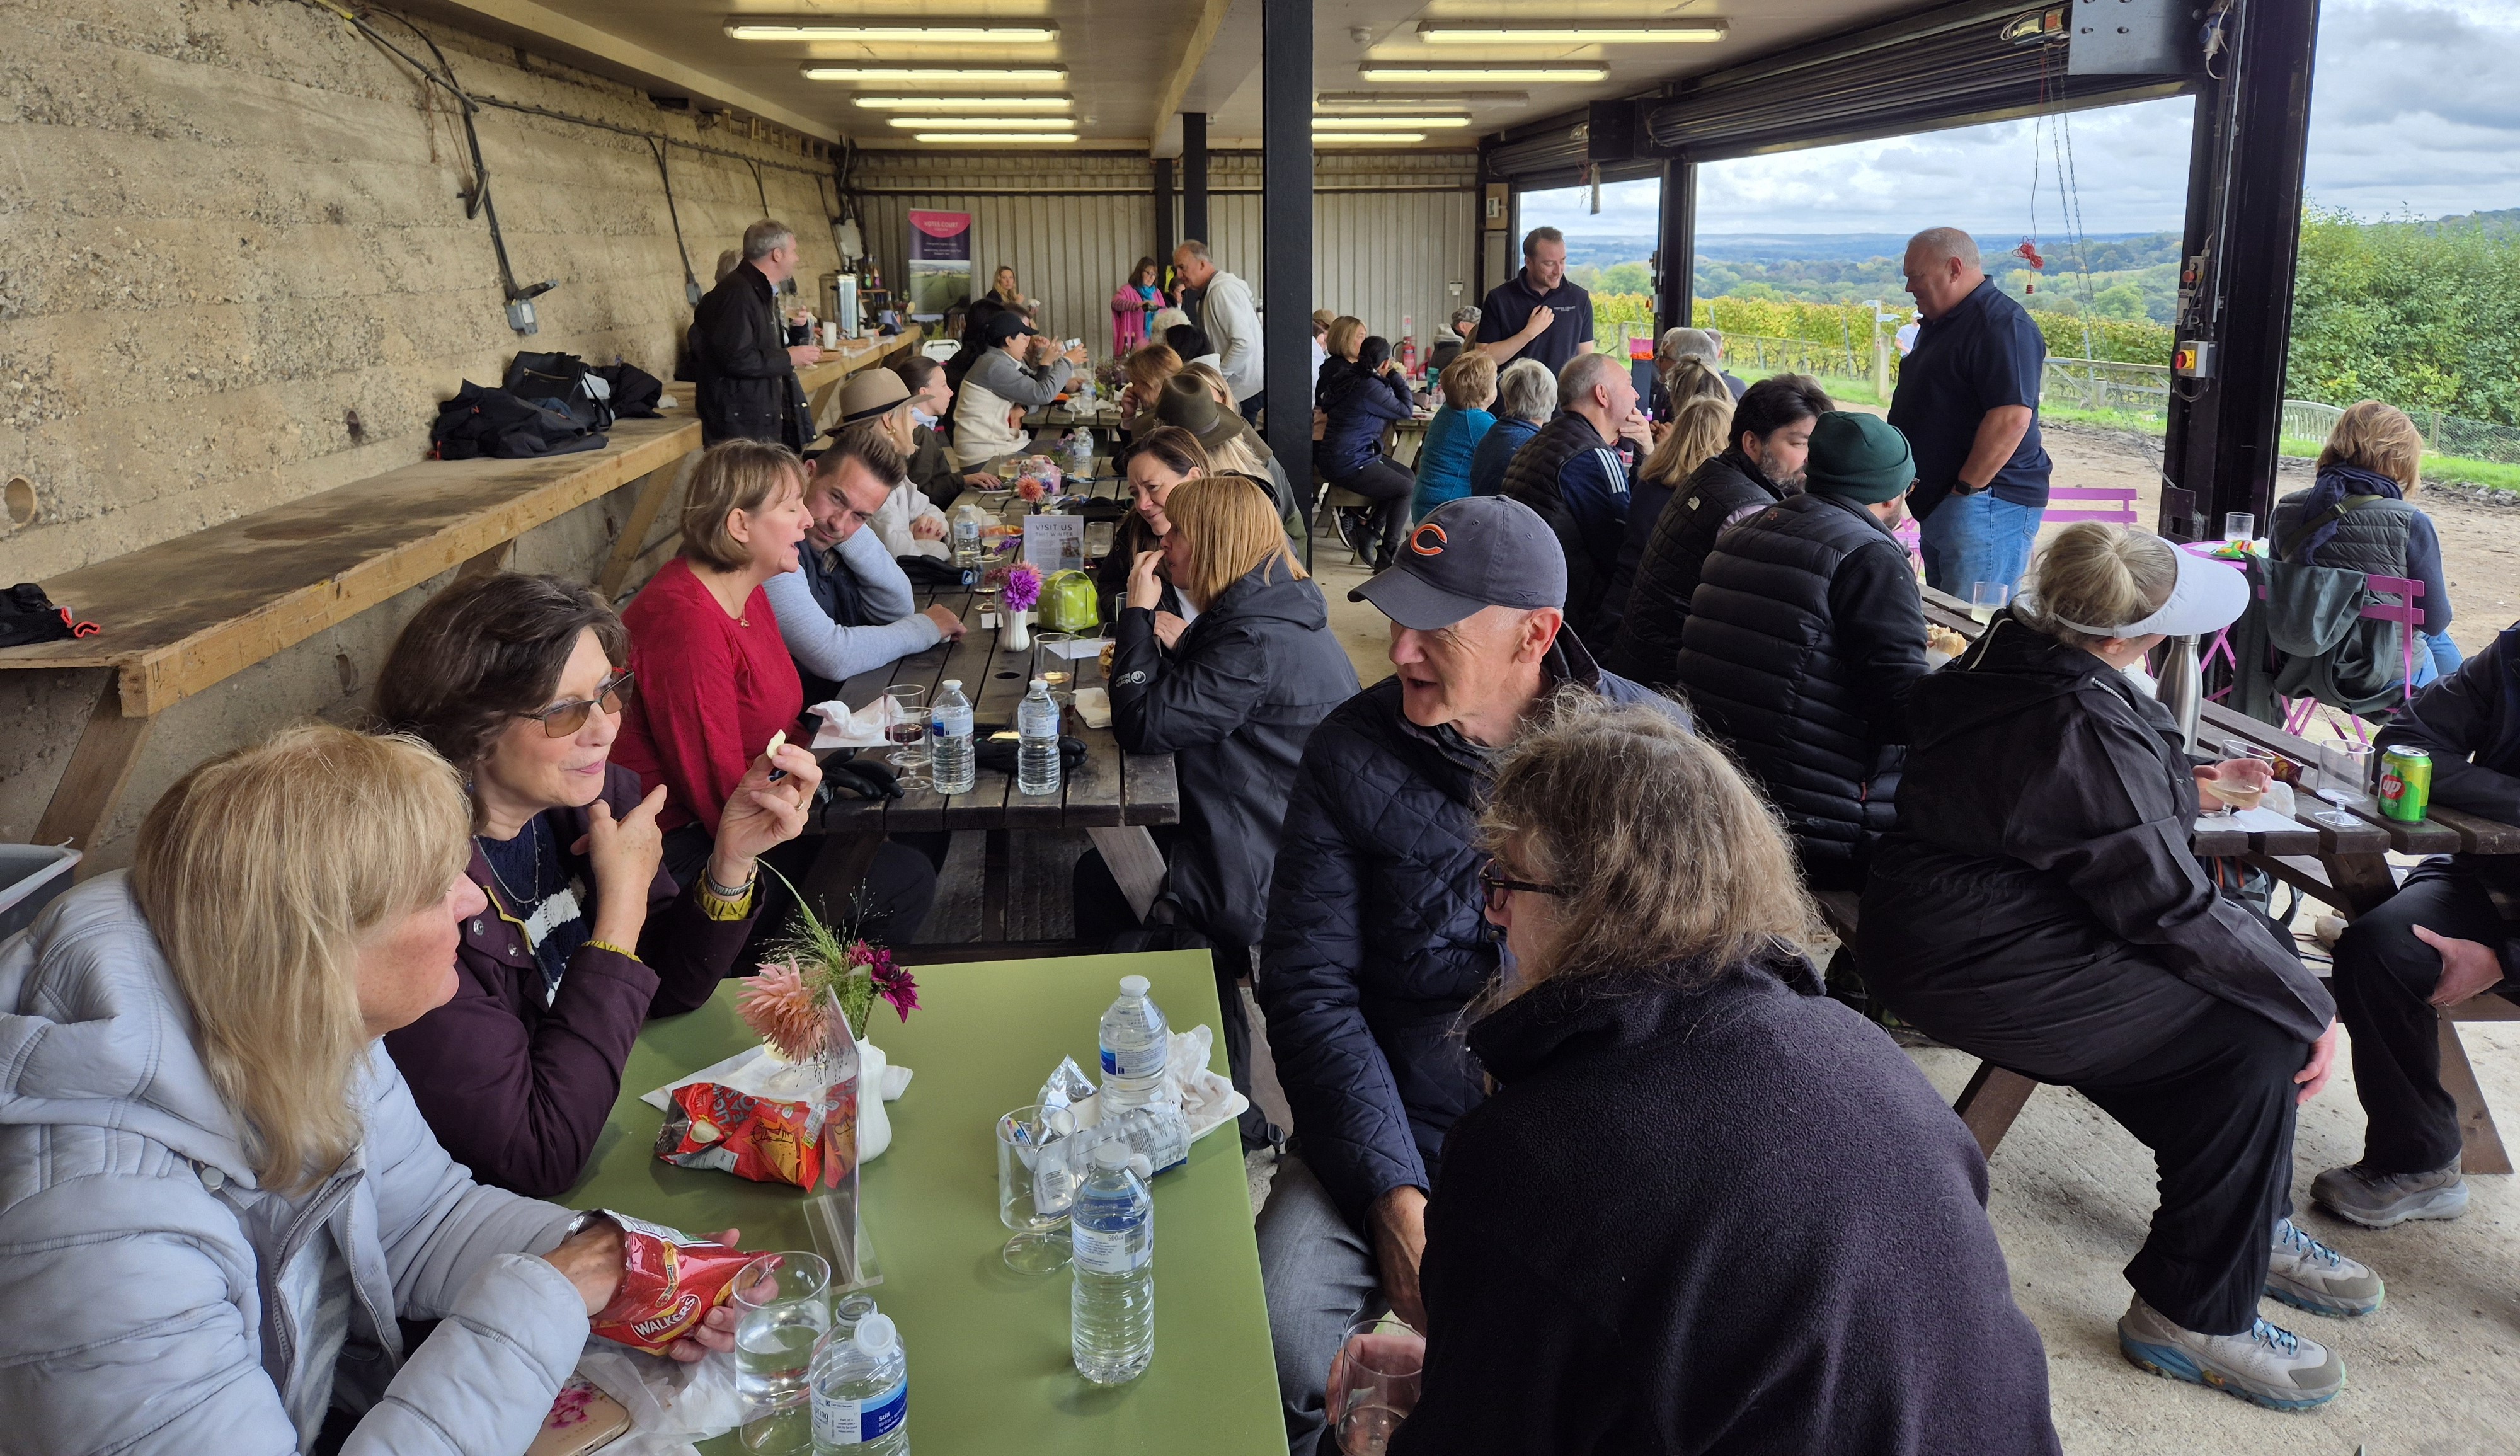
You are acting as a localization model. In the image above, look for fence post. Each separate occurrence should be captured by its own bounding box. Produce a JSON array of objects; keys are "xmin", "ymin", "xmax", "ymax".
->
[
  {"xmin": 2429, "ymin": 406, "xmax": 2442, "ymax": 454},
  {"xmin": 1872, "ymin": 319, "xmax": 1890, "ymax": 403}
]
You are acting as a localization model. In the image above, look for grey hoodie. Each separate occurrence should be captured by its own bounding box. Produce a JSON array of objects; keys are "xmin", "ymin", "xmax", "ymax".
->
[{"xmin": 0, "ymin": 874, "xmax": 587, "ymax": 1454}]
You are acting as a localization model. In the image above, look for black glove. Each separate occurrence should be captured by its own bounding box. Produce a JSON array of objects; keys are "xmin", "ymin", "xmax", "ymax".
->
[{"xmin": 820, "ymin": 755, "xmax": 905, "ymax": 801}]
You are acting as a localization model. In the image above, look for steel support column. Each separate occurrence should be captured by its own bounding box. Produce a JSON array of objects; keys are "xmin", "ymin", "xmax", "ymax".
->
[
  {"xmin": 2159, "ymin": 1, "xmax": 2322, "ymax": 539},
  {"xmin": 1154, "ymin": 156, "xmax": 1176, "ymax": 269},
  {"xmin": 1655, "ymin": 158, "xmax": 1697, "ymax": 336},
  {"xmin": 1261, "ymin": 0, "xmax": 1314, "ymax": 554},
  {"xmin": 1182, "ymin": 112, "xmax": 1210, "ymax": 245}
]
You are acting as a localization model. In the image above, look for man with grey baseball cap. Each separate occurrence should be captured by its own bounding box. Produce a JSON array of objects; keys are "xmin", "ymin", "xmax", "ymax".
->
[{"xmin": 1253, "ymin": 495, "xmax": 1684, "ymax": 1453}]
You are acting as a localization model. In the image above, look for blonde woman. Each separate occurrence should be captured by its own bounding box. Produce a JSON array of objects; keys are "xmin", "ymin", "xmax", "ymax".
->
[
  {"xmin": 1080, "ymin": 474, "xmax": 1361, "ymax": 1143},
  {"xmin": 2270, "ymin": 399, "xmax": 2455, "ymax": 683},
  {"xmin": 1388, "ymin": 697, "xmax": 2058, "ymax": 1454},
  {"xmin": 1412, "ymin": 351, "xmax": 1500, "ymax": 519},
  {"xmin": 1858, "ymin": 522, "xmax": 2378, "ymax": 1410},
  {"xmin": 0, "ymin": 726, "xmax": 740, "ymax": 1452},
  {"xmin": 1118, "ymin": 341, "xmax": 1184, "ymax": 440}
]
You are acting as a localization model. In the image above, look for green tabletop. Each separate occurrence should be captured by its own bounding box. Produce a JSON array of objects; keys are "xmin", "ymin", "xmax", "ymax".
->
[{"xmin": 567, "ymin": 950, "xmax": 1282, "ymax": 1455}]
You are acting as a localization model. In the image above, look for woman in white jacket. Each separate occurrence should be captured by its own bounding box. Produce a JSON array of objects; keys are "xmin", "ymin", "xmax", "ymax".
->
[
  {"xmin": 0, "ymin": 724, "xmax": 738, "ymax": 1454},
  {"xmin": 833, "ymin": 369, "xmax": 951, "ymax": 559}
]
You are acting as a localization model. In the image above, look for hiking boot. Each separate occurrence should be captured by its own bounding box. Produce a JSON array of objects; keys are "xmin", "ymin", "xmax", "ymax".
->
[
  {"xmin": 2117, "ymin": 1295, "xmax": 2344, "ymax": 1411},
  {"xmin": 2264, "ymin": 1218, "xmax": 2384, "ymax": 1317},
  {"xmin": 2310, "ymin": 1161, "xmax": 2469, "ymax": 1228}
]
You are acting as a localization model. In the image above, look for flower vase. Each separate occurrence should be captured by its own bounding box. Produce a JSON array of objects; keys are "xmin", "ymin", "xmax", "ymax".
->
[
  {"xmin": 1005, "ymin": 608, "xmax": 1032, "ymax": 651},
  {"xmin": 856, "ymin": 1036, "xmax": 894, "ymax": 1163}
]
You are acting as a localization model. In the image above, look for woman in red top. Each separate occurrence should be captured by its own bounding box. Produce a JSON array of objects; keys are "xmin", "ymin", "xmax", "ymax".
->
[{"xmin": 614, "ymin": 438, "xmax": 939, "ymax": 943}]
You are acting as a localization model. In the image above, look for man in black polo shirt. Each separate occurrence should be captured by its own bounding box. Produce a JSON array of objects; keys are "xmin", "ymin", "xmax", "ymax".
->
[
  {"xmin": 1886, "ymin": 226, "xmax": 2053, "ymax": 596},
  {"xmin": 1474, "ymin": 227, "xmax": 1593, "ymax": 374}
]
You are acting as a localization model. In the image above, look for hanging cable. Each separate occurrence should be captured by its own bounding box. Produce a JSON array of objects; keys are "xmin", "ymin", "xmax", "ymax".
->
[{"xmin": 648, "ymin": 137, "xmax": 702, "ymax": 306}]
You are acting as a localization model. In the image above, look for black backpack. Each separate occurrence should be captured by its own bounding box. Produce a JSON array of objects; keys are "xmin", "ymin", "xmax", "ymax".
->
[
  {"xmin": 0, "ymin": 583, "xmax": 97, "ymax": 647},
  {"xmin": 504, "ymin": 351, "xmax": 617, "ymax": 433},
  {"xmin": 430, "ymin": 381, "xmax": 609, "ymax": 461}
]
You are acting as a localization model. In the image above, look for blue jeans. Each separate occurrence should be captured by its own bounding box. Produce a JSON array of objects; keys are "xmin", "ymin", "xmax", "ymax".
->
[
  {"xmin": 1918, "ymin": 491, "xmax": 2044, "ymax": 597},
  {"xmin": 2409, "ymin": 629, "xmax": 2463, "ymax": 689}
]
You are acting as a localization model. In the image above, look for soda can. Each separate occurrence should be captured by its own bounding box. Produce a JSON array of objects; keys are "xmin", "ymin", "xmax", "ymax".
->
[{"xmin": 2378, "ymin": 746, "xmax": 2432, "ymax": 823}]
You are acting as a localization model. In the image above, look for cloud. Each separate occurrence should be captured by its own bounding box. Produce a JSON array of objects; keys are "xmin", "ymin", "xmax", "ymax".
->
[{"xmin": 1520, "ymin": 0, "xmax": 2520, "ymax": 241}]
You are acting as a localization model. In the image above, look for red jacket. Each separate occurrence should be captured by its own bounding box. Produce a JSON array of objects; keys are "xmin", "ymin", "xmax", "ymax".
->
[
  {"xmin": 383, "ymin": 763, "xmax": 756, "ymax": 1196},
  {"xmin": 613, "ymin": 557, "xmax": 806, "ymax": 833}
]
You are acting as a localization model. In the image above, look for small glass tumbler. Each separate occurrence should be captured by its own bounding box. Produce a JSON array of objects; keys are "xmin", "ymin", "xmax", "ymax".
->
[
  {"xmin": 1034, "ymin": 631, "xmax": 1077, "ymax": 704},
  {"xmin": 1968, "ymin": 580, "xmax": 2011, "ymax": 626},
  {"xmin": 883, "ymin": 684, "xmax": 929, "ymax": 789},
  {"xmin": 2319, "ymin": 740, "xmax": 2376, "ymax": 810},
  {"xmin": 2225, "ymin": 512, "xmax": 2257, "ymax": 545},
  {"xmin": 1327, "ymin": 1316, "xmax": 1426, "ymax": 1456},
  {"xmin": 996, "ymin": 1103, "xmax": 1080, "ymax": 1274},
  {"xmin": 733, "ymin": 1251, "xmax": 832, "ymax": 1454}
]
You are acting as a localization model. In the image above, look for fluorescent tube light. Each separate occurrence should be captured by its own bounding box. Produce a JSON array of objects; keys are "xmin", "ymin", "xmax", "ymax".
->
[
  {"xmin": 853, "ymin": 96, "xmax": 1073, "ymax": 110},
  {"xmin": 803, "ymin": 66, "xmax": 1067, "ymax": 83},
  {"xmin": 888, "ymin": 117, "xmax": 1071, "ymax": 130},
  {"xmin": 912, "ymin": 132, "xmax": 1079, "ymax": 144},
  {"xmin": 730, "ymin": 21, "xmax": 1057, "ymax": 42},
  {"xmin": 1358, "ymin": 64, "xmax": 1609, "ymax": 82},
  {"xmin": 1416, "ymin": 22, "xmax": 1727, "ymax": 43},
  {"xmin": 1314, "ymin": 131, "xmax": 1428, "ymax": 143},
  {"xmin": 1310, "ymin": 116, "xmax": 1470, "ymax": 129}
]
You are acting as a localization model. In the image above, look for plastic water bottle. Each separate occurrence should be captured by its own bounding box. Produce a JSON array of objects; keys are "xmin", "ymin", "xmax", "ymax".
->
[
  {"xmin": 1070, "ymin": 1141, "xmax": 1155, "ymax": 1384},
  {"xmin": 929, "ymin": 679, "xmax": 975, "ymax": 795},
  {"xmin": 1017, "ymin": 678, "xmax": 1062, "ymax": 796},
  {"xmin": 1096, "ymin": 975, "xmax": 1170, "ymax": 1115},
  {"xmin": 950, "ymin": 503, "xmax": 985, "ymax": 569},
  {"xmin": 1104, "ymin": 1103, "xmax": 1192, "ymax": 1176},
  {"xmin": 810, "ymin": 1311, "xmax": 908, "ymax": 1455}
]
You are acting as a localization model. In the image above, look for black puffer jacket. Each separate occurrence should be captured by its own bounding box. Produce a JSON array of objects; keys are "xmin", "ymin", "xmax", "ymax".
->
[
  {"xmin": 1858, "ymin": 614, "xmax": 2334, "ymax": 1083},
  {"xmin": 1673, "ymin": 491, "xmax": 1927, "ymax": 879},
  {"xmin": 1389, "ymin": 965, "xmax": 2059, "ymax": 1456},
  {"xmin": 1110, "ymin": 565, "xmax": 1361, "ymax": 948},
  {"xmin": 690, "ymin": 263, "xmax": 810, "ymax": 450},
  {"xmin": 1499, "ymin": 414, "xmax": 1629, "ymax": 647},
  {"xmin": 1603, "ymin": 447, "xmax": 1781, "ymax": 687},
  {"xmin": 1259, "ymin": 634, "xmax": 1678, "ymax": 1227}
]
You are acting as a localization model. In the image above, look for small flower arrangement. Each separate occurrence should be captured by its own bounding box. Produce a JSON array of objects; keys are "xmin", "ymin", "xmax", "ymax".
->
[
  {"xmin": 1002, "ymin": 563, "xmax": 1043, "ymax": 613},
  {"xmin": 736, "ymin": 871, "xmax": 918, "ymax": 1060}
]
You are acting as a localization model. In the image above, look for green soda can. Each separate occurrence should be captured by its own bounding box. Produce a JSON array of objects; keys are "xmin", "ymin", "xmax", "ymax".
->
[{"xmin": 2378, "ymin": 745, "xmax": 2432, "ymax": 823}]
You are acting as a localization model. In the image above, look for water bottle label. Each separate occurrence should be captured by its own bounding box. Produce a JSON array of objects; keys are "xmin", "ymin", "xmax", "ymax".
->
[
  {"xmin": 1072, "ymin": 1222, "xmax": 1149, "ymax": 1275},
  {"xmin": 813, "ymin": 1377, "xmax": 908, "ymax": 1445},
  {"xmin": 1100, "ymin": 1043, "xmax": 1166, "ymax": 1080}
]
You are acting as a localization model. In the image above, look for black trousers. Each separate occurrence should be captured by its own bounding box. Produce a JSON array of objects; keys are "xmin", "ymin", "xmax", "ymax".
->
[
  {"xmin": 1327, "ymin": 456, "xmax": 1416, "ymax": 569},
  {"xmin": 2330, "ymin": 856, "xmax": 2517, "ymax": 1173},
  {"xmin": 1072, "ymin": 842, "xmax": 1261, "ymax": 1133},
  {"xmin": 663, "ymin": 823, "xmax": 944, "ymax": 963},
  {"xmin": 2073, "ymin": 997, "xmax": 2306, "ymax": 1335}
]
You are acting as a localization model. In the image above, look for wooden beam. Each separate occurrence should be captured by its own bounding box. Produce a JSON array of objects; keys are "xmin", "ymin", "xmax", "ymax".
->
[
  {"xmin": 35, "ymin": 674, "xmax": 157, "ymax": 856},
  {"xmin": 453, "ymin": 540, "xmax": 515, "ymax": 583},
  {"xmin": 2441, "ymin": 1016, "xmax": 2513, "ymax": 1176},
  {"xmin": 1952, "ymin": 1062, "xmax": 2040, "ymax": 1161},
  {"xmin": 597, "ymin": 459, "xmax": 689, "ymax": 600},
  {"xmin": 1087, "ymin": 825, "xmax": 1171, "ymax": 922},
  {"xmin": 1153, "ymin": 0, "xmax": 1233, "ymax": 147}
]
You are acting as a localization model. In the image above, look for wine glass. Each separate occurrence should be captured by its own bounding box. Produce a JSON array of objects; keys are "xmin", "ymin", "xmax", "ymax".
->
[
  {"xmin": 1034, "ymin": 632, "xmax": 1077, "ymax": 705},
  {"xmin": 882, "ymin": 684, "xmax": 929, "ymax": 789},
  {"xmin": 2313, "ymin": 740, "xmax": 2375, "ymax": 826},
  {"xmin": 1327, "ymin": 1316, "xmax": 1425, "ymax": 1455},
  {"xmin": 995, "ymin": 1104, "xmax": 1079, "ymax": 1274}
]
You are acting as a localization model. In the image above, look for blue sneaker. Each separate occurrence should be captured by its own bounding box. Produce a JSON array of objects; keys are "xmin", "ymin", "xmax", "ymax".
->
[
  {"xmin": 2117, "ymin": 1295, "xmax": 2344, "ymax": 1411},
  {"xmin": 2264, "ymin": 1218, "xmax": 2384, "ymax": 1317}
]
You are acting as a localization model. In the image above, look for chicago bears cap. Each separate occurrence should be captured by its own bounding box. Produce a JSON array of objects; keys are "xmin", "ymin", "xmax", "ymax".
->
[{"xmin": 1349, "ymin": 495, "xmax": 1567, "ymax": 630}]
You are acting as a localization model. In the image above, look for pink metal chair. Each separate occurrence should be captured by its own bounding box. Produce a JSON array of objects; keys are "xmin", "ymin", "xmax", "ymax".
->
[
  {"xmin": 2267, "ymin": 574, "xmax": 2425, "ymax": 740},
  {"xmin": 2042, "ymin": 484, "xmax": 2140, "ymax": 525}
]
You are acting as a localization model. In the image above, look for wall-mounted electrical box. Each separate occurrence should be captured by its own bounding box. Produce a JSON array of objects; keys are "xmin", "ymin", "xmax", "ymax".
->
[{"xmin": 2172, "ymin": 340, "xmax": 2216, "ymax": 380}]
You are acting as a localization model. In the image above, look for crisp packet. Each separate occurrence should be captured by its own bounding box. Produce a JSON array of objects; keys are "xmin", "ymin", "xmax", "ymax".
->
[
  {"xmin": 655, "ymin": 1082, "xmax": 822, "ymax": 1186},
  {"xmin": 588, "ymin": 1213, "xmax": 760, "ymax": 1354},
  {"xmin": 1039, "ymin": 1055, "xmax": 1096, "ymax": 1112}
]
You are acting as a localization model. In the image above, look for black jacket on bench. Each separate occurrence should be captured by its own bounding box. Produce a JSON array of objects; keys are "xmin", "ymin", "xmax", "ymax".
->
[
  {"xmin": 1389, "ymin": 963, "xmax": 2060, "ymax": 1456},
  {"xmin": 1858, "ymin": 613, "xmax": 2333, "ymax": 1082},
  {"xmin": 692, "ymin": 261, "xmax": 811, "ymax": 451}
]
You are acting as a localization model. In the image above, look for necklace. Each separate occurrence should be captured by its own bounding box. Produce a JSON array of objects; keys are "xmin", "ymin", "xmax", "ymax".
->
[{"xmin": 476, "ymin": 818, "xmax": 543, "ymax": 913}]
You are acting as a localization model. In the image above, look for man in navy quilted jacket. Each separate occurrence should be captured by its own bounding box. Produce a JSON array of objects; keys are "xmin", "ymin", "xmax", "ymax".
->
[{"xmin": 1254, "ymin": 496, "xmax": 1682, "ymax": 1455}]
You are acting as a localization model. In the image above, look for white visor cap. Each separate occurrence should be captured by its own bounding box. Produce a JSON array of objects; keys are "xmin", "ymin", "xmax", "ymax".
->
[{"xmin": 2035, "ymin": 540, "xmax": 2250, "ymax": 639}]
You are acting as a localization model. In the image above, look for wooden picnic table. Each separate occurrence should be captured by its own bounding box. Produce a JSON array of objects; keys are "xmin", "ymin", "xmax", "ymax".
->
[{"xmin": 1918, "ymin": 583, "xmax": 2520, "ymax": 1171}]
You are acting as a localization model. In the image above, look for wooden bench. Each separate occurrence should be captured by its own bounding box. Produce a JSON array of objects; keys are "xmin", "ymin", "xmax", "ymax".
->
[{"xmin": 3, "ymin": 333, "xmax": 917, "ymax": 856}]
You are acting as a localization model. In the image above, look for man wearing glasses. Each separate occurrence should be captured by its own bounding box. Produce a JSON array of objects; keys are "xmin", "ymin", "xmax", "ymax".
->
[
  {"xmin": 1254, "ymin": 496, "xmax": 1684, "ymax": 1455},
  {"xmin": 764, "ymin": 429, "xmax": 968, "ymax": 704}
]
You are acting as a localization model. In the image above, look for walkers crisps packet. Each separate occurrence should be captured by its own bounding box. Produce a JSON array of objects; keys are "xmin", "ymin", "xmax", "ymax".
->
[
  {"xmin": 656, "ymin": 1082, "xmax": 826, "ymax": 1186},
  {"xmin": 588, "ymin": 1213, "xmax": 761, "ymax": 1353}
]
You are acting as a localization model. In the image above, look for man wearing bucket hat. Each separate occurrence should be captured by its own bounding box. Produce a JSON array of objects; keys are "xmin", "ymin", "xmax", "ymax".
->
[
  {"xmin": 949, "ymin": 311, "xmax": 1087, "ymax": 471},
  {"xmin": 1674, "ymin": 411, "xmax": 1928, "ymax": 887},
  {"xmin": 1859, "ymin": 520, "xmax": 2378, "ymax": 1412},
  {"xmin": 832, "ymin": 370, "xmax": 952, "ymax": 559},
  {"xmin": 1254, "ymin": 496, "xmax": 1683, "ymax": 1452}
]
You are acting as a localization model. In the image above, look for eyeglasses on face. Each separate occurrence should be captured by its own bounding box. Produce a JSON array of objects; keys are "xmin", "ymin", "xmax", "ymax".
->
[
  {"xmin": 529, "ymin": 670, "xmax": 634, "ymax": 737},
  {"xmin": 1478, "ymin": 857, "xmax": 1567, "ymax": 913}
]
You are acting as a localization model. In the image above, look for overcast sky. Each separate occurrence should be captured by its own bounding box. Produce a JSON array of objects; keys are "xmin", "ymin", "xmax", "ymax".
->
[{"xmin": 1520, "ymin": 0, "xmax": 2520, "ymax": 240}]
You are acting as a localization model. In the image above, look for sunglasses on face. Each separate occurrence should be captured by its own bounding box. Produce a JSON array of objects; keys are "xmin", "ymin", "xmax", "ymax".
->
[
  {"xmin": 1478, "ymin": 857, "xmax": 1567, "ymax": 914},
  {"xmin": 529, "ymin": 670, "xmax": 634, "ymax": 738}
]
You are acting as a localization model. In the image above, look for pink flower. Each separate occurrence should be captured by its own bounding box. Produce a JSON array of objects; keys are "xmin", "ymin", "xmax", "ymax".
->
[
  {"xmin": 737, "ymin": 958, "xmax": 826, "ymax": 1061},
  {"xmin": 863, "ymin": 946, "xmax": 921, "ymax": 1021}
]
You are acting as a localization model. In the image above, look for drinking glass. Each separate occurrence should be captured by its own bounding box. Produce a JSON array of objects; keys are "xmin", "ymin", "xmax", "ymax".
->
[
  {"xmin": 882, "ymin": 684, "xmax": 929, "ymax": 789},
  {"xmin": 996, "ymin": 1103, "xmax": 1080, "ymax": 1274},
  {"xmin": 2318, "ymin": 741, "xmax": 2376, "ymax": 811},
  {"xmin": 2225, "ymin": 512, "xmax": 2257, "ymax": 545},
  {"xmin": 1968, "ymin": 580, "xmax": 2011, "ymax": 626},
  {"xmin": 733, "ymin": 1251, "xmax": 832, "ymax": 1454},
  {"xmin": 1034, "ymin": 631, "xmax": 1077, "ymax": 704},
  {"xmin": 1327, "ymin": 1316, "xmax": 1426, "ymax": 1456}
]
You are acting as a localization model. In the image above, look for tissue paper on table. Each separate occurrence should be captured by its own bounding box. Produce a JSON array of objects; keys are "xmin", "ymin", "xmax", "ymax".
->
[
  {"xmin": 643, "ymin": 1044, "xmax": 912, "ymax": 1111},
  {"xmin": 575, "ymin": 1341, "xmax": 742, "ymax": 1456},
  {"xmin": 1071, "ymin": 686, "xmax": 1111, "ymax": 729},
  {"xmin": 2223, "ymin": 778, "xmax": 2303, "ymax": 836},
  {"xmin": 1043, "ymin": 1024, "xmax": 1248, "ymax": 1144},
  {"xmin": 806, "ymin": 699, "xmax": 889, "ymax": 750}
]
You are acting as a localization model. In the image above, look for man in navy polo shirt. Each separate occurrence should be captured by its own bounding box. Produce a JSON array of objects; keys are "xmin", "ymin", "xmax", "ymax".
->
[
  {"xmin": 1887, "ymin": 226, "xmax": 2053, "ymax": 595},
  {"xmin": 1474, "ymin": 227, "xmax": 1594, "ymax": 374}
]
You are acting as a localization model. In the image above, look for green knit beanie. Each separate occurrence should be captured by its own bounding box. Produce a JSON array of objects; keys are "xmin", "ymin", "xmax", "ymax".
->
[{"xmin": 1804, "ymin": 411, "xmax": 1915, "ymax": 505}]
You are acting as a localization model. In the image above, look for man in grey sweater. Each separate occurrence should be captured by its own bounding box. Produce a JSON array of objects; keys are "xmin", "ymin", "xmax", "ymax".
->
[
  {"xmin": 766, "ymin": 430, "xmax": 967, "ymax": 702},
  {"xmin": 1174, "ymin": 238, "xmax": 1264, "ymax": 421}
]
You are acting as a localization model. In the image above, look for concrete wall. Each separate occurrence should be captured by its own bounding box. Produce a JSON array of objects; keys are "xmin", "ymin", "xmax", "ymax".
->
[{"xmin": 0, "ymin": 0, "xmax": 842, "ymax": 867}]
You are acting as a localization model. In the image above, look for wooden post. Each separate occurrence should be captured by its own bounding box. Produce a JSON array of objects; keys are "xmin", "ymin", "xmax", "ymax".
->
[
  {"xmin": 35, "ymin": 673, "xmax": 158, "ymax": 858},
  {"xmin": 597, "ymin": 457, "xmax": 691, "ymax": 600}
]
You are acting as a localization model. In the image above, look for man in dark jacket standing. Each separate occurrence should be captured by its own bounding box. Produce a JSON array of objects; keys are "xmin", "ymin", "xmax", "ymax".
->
[
  {"xmin": 2316, "ymin": 631, "xmax": 2520, "ymax": 1226},
  {"xmin": 1606, "ymin": 372, "xmax": 1831, "ymax": 687},
  {"xmin": 691, "ymin": 219, "xmax": 823, "ymax": 451},
  {"xmin": 1498, "ymin": 352, "xmax": 1654, "ymax": 646},
  {"xmin": 1255, "ymin": 495, "xmax": 1678, "ymax": 1456},
  {"xmin": 1675, "ymin": 411, "xmax": 1928, "ymax": 886}
]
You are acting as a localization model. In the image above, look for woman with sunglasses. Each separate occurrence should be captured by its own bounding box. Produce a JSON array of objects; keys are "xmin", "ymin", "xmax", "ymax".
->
[{"xmin": 374, "ymin": 571, "xmax": 818, "ymax": 1195}]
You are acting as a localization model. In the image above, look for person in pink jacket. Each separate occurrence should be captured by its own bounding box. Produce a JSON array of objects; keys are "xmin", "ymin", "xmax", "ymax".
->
[{"xmin": 1113, "ymin": 256, "xmax": 1162, "ymax": 355}]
